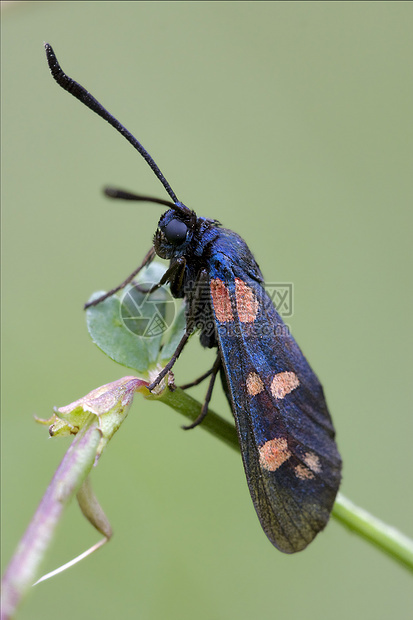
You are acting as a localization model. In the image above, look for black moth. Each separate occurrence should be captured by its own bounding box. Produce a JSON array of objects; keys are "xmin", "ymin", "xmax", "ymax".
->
[{"xmin": 45, "ymin": 43, "xmax": 342, "ymax": 553}]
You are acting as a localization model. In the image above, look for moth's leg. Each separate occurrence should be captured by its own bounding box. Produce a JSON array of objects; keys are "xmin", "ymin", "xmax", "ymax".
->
[
  {"xmin": 182, "ymin": 354, "xmax": 221, "ymax": 430},
  {"xmin": 148, "ymin": 328, "xmax": 192, "ymax": 391},
  {"xmin": 84, "ymin": 247, "xmax": 155, "ymax": 309},
  {"xmin": 180, "ymin": 367, "xmax": 214, "ymax": 390},
  {"xmin": 148, "ymin": 266, "xmax": 206, "ymax": 391},
  {"xmin": 137, "ymin": 257, "xmax": 186, "ymax": 294}
]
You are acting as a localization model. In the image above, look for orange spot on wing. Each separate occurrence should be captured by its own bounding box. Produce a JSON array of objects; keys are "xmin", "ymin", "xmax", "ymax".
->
[
  {"xmin": 259, "ymin": 437, "xmax": 291, "ymax": 472},
  {"xmin": 246, "ymin": 372, "xmax": 264, "ymax": 396},
  {"xmin": 270, "ymin": 371, "xmax": 299, "ymax": 399},
  {"xmin": 294, "ymin": 465, "xmax": 315, "ymax": 480},
  {"xmin": 303, "ymin": 452, "xmax": 322, "ymax": 474},
  {"xmin": 235, "ymin": 279, "xmax": 259, "ymax": 323},
  {"xmin": 210, "ymin": 279, "xmax": 233, "ymax": 322}
]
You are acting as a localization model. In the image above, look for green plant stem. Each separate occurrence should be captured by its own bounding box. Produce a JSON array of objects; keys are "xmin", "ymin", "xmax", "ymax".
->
[
  {"xmin": 1, "ymin": 419, "xmax": 102, "ymax": 620},
  {"xmin": 332, "ymin": 493, "xmax": 413, "ymax": 572},
  {"xmin": 158, "ymin": 386, "xmax": 238, "ymax": 450},
  {"xmin": 157, "ymin": 387, "xmax": 413, "ymax": 574},
  {"xmin": 3, "ymin": 378, "xmax": 411, "ymax": 620}
]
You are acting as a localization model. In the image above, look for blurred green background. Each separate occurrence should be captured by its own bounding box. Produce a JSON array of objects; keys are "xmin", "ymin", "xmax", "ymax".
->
[{"xmin": 2, "ymin": 3, "xmax": 412, "ymax": 619}]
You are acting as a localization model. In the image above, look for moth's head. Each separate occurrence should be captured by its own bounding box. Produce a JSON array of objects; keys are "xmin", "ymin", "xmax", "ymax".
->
[{"xmin": 154, "ymin": 203, "xmax": 197, "ymax": 259}]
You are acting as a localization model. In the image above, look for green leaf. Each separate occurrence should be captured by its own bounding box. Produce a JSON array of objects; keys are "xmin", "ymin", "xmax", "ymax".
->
[
  {"xmin": 86, "ymin": 262, "xmax": 182, "ymax": 374},
  {"xmin": 86, "ymin": 293, "xmax": 149, "ymax": 373}
]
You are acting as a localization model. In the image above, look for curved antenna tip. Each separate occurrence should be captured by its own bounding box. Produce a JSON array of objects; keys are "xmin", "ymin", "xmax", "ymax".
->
[
  {"xmin": 44, "ymin": 45, "xmax": 180, "ymax": 205},
  {"xmin": 104, "ymin": 187, "xmax": 119, "ymax": 198}
]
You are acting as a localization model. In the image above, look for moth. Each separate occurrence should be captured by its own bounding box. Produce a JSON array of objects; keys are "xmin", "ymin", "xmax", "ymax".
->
[{"xmin": 45, "ymin": 43, "xmax": 342, "ymax": 553}]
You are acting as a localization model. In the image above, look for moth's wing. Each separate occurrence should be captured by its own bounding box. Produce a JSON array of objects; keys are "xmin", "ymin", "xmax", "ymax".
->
[{"xmin": 210, "ymin": 272, "xmax": 342, "ymax": 553}]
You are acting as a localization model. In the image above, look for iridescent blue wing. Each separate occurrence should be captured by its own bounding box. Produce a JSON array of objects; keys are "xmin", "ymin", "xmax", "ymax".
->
[{"xmin": 210, "ymin": 270, "xmax": 342, "ymax": 553}]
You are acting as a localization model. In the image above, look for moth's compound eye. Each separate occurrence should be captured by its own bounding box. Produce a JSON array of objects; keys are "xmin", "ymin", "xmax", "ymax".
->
[{"xmin": 162, "ymin": 219, "xmax": 188, "ymax": 244}]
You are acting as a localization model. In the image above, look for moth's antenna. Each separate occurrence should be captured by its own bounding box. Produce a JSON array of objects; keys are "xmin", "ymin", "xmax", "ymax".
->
[
  {"xmin": 44, "ymin": 43, "xmax": 179, "ymax": 204},
  {"xmin": 104, "ymin": 187, "xmax": 178, "ymax": 209}
]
